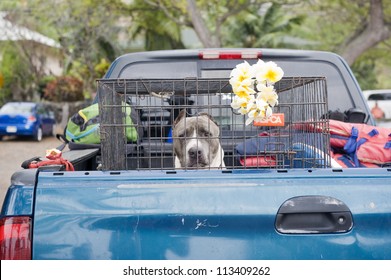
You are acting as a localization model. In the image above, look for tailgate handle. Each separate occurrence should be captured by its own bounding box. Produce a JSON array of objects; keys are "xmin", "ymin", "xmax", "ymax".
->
[{"xmin": 275, "ymin": 196, "xmax": 353, "ymax": 234}]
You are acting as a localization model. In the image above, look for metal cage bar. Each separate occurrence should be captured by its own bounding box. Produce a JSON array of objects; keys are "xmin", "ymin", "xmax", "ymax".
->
[{"xmin": 97, "ymin": 77, "xmax": 330, "ymax": 171}]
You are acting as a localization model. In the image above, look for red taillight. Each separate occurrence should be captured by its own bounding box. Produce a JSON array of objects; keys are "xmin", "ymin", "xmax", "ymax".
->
[
  {"xmin": 27, "ymin": 115, "xmax": 36, "ymax": 122},
  {"xmin": 199, "ymin": 50, "xmax": 262, "ymax": 60},
  {"xmin": 0, "ymin": 216, "xmax": 32, "ymax": 260}
]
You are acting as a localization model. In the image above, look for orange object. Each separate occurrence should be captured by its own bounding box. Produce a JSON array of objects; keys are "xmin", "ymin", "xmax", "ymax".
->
[{"xmin": 254, "ymin": 113, "xmax": 285, "ymax": 127}]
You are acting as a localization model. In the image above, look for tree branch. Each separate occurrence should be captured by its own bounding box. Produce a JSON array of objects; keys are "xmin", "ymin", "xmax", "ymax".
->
[
  {"xmin": 339, "ymin": 0, "xmax": 390, "ymax": 65},
  {"xmin": 144, "ymin": 0, "xmax": 190, "ymax": 26}
]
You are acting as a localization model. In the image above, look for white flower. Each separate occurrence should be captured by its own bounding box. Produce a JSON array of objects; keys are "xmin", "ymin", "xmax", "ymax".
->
[
  {"xmin": 229, "ymin": 59, "xmax": 283, "ymax": 125},
  {"xmin": 251, "ymin": 59, "xmax": 266, "ymax": 78},
  {"xmin": 231, "ymin": 95, "xmax": 248, "ymax": 110},
  {"xmin": 256, "ymin": 84, "xmax": 279, "ymax": 107},
  {"xmin": 230, "ymin": 79, "xmax": 256, "ymax": 98},
  {"xmin": 245, "ymin": 99, "xmax": 273, "ymax": 125},
  {"xmin": 230, "ymin": 61, "xmax": 256, "ymax": 97},
  {"xmin": 230, "ymin": 75, "xmax": 253, "ymax": 90},
  {"xmin": 230, "ymin": 60, "xmax": 253, "ymax": 80},
  {"xmin": 239, "ymin": 106, "xmax": 250, "ymax": 115},
  {"xmin": 255, "ymin": 61, "xmax": 284, "ymax": 84},
  {"xmin": 231, "ymin": 95, "xmax": 255, "ymax": 114}
]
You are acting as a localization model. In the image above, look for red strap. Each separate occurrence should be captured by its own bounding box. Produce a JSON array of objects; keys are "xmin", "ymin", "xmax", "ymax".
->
[
  {"xmin": 28, "ymin": 157, "xmax": 74, "ymax": 171},
  {"xmin": 27, "ymin": 148, "xmax": 74, "ymax": 171}
]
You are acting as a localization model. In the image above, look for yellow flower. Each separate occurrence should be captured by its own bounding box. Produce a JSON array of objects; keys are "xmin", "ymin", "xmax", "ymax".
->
[
  {"xmin": 229, "ymin": 59, "xmax": 283, "ymax": 125},
  {"xmin": 231, "ymin": 95, "xmax": 255, "ymax": 113},
  {"xmin": 229, "ymin": 61, "xmax": 256, "ymax": 97},
  {"xmin": 239, "ymin": 106, "xmax": 250, "ymax": 115},
  {"xmin": 231, "ymin": 96, "xmax": 248, "ymax": 110},
  {"xmin": 233, "ymin": 84, "xmax": 256, "ymax": 98},
  {"xmin": 230, "ymin": 61, "xmax": 253, "ymax": 81},
  {"xmin": 255, "ymin": 61, "xmax": 284, "ymax": 84},
  {"xmin": 256, "ymin": 84, "xmax": 279, "ymax": 107}
]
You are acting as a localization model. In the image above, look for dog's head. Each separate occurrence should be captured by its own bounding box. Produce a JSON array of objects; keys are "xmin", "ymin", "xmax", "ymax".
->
[{"xmin": 173, "ymin": 110, "xmax": 223, "ymax": 168}]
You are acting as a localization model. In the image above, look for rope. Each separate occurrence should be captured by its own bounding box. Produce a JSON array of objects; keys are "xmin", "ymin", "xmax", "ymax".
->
[{"xmin": 27, "ymin": 149, "xmax": 74, "ymax": 171}]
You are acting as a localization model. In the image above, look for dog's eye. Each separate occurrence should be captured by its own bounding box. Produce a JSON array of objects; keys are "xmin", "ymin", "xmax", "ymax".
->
[
  {"xmin": 178, "ymin": 133, "xmax": 185, "ymax": 138},
  {"xmin": 203, "ymin": 132, "xmax": 212, "ymax": 138}
]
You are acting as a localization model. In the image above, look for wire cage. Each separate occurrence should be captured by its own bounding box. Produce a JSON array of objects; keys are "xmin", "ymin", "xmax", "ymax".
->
[{"xmin": 97, "ymin": 77, "xmax": 330, "ymax": 171}]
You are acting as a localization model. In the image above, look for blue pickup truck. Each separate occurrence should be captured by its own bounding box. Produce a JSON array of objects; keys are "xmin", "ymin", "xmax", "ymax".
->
[{"xmin": 1, "ymin": 48, "xmax": 391, "ymax": 260}]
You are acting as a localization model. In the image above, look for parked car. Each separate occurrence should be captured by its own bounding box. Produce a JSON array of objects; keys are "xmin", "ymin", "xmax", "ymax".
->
[
  {"xmin": 363, "ymin": 89, "xmax": 391, "ymax": 128},
  {"xmin": 363, "ymin": 89, "xmax": 391, "ymax": 119},
  {"xmin": 0, "ymin": 102, "xmax": 56, "ymax": 141}
]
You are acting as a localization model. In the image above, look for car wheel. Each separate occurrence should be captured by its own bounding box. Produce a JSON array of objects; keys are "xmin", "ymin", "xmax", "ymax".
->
[{"xmin": 34, "ymin": 127, "xmax": 43, "ymax": 141}]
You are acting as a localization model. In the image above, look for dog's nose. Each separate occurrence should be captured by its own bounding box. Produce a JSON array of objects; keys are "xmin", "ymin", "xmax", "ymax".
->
[{"xmin": 188, "ymin": 147, "xmax": 202, "ymax": 159}]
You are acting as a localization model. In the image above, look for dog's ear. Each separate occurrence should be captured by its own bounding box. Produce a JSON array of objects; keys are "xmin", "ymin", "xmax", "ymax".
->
[
  {"xmin": 174, "ymin": 109, "xmax": 187, "ymax": 126},
  {"xmin": 198, "ymin": 112, "xmax": 219, "ymax": 126}
]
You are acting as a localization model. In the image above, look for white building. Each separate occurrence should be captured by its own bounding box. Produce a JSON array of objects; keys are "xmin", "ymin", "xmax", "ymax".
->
[{"xmin": 0, "ymin": 12, "xmax": 62, "ymax": 76}]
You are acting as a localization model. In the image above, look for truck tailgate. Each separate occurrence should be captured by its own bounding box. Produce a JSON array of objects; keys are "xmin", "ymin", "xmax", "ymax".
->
[{"xmin": 32, "ymin": 168, "xmax": 391, "ymax": 259}]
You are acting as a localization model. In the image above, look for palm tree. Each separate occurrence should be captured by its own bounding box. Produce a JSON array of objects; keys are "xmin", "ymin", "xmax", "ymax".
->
[
  {"xmin": 127, "ymin": 0, "xmax": 185, "ymax": 51},
  {"xmin": 224, "ymin": 3, "xmax": 307, "ymax": 48}
]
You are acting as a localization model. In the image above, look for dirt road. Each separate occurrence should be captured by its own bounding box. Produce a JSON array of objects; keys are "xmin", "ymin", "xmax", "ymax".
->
[{"xmin": 0, "ymin": 135, "xmax": 63, "ymax": 206}]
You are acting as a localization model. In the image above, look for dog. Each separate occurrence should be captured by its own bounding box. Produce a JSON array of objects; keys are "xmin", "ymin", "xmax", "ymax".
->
[{"xmin": 173, "ymin": 110, "xmax": 225, "ymax": 169}]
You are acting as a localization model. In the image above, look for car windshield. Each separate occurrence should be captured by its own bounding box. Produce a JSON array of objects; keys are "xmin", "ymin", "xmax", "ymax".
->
[{"xmin": 0, "ymin": 103, "xmax": 35, "ymax": 114}]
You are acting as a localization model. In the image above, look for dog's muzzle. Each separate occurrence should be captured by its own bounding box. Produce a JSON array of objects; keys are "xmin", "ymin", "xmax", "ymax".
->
[{"xmin": 187, "ymin": 146, "xmax": 208, "ymax": 167}]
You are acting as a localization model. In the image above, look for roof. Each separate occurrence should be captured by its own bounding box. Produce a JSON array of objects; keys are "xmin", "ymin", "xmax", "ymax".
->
[{"xmin": 0, "ymin": 12, "xmax": 60, "ymax": 48}]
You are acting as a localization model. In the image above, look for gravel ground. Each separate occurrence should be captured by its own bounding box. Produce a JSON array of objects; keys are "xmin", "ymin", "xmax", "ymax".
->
[{"xmin": 0, "ymin": 135, "xmax": 63, "ymax": 206}]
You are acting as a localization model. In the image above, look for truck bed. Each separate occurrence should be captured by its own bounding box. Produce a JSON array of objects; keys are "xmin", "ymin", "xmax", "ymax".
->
[{"xmin": 29, "ymin": 168, "xmax": 391, "ymax": 259}]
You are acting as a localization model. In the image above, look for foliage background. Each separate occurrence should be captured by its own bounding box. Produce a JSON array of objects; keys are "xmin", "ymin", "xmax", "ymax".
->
[{"xmin": 0, "ymin": 0, "xmax": 390, "ymax": 106}]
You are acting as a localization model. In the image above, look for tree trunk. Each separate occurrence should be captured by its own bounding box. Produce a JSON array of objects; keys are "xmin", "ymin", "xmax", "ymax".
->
[
  {"xmin": 60, "ymin": 102, "xmax": 69, "ymax": 133},
  {"xmin": 186, "ymin": 0, "xmax": 220, "ymax": 47},
  {"xmin": 339, "ymin": 0, "xmax": 391, "ymax": 65}
]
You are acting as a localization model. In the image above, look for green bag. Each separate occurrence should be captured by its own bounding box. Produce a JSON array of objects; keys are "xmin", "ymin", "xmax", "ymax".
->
[{"xmin": 65, "ymin": 103, "xmax": 139, "ymax": 144}]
